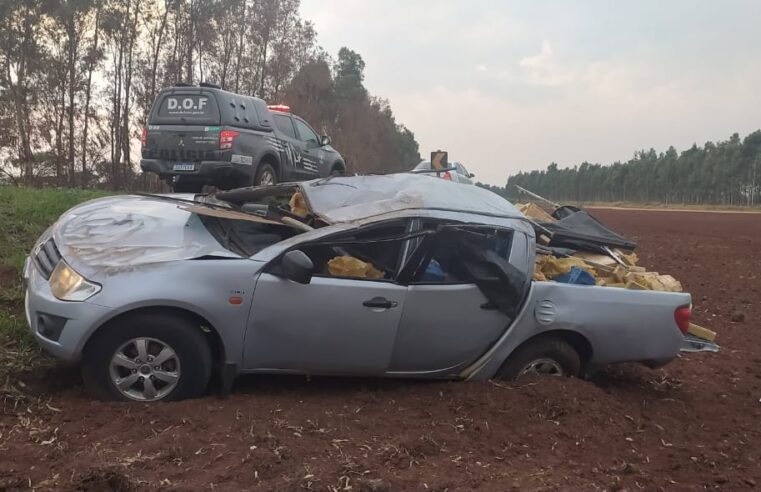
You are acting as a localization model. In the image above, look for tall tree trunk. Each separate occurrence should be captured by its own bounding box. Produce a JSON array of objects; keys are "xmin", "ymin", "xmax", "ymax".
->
[
  {"xmin": 112, "ymin": 35, "xmax": 124, "ymax": 188},
  {"xmin": 121, "ymin": 0, "xmax": 142, "ymax": 186},
  {"xmin": 7, "ymin": 8, "xmax": 36, "ymax": 183},
  {"xmin": 186, "ymin": 0, "xmax": 194, "ymax": 82},
  {"xmin": 56, "ymin": 75, "xmax": 67, "ymax": 182},
  {"xmin": 259, "ymin": 29, "xmax": 269, "ymax": 96},
  {"xmin": 66, "ymin": 14, "xmax": 79, "ymax": 185},
  {"xmin": 81, "ymin": 6, "xmax": 100, "ymax": 185},
  {"xmin": 233, "ymin": 0, "xmax": 247, "ymax": 93},
  {"xmin": 147, "ymin": 1, "xmax": 169, "ymax": 118}
]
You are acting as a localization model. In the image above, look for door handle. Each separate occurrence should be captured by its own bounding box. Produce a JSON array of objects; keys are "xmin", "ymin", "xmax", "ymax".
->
[
  {"xmin": 363, "ymin": 297, "xmax": 398, "ymax": 309},
  {"xmin": 480, "ymin": 302, "xmax": 499, "ymax": 310}
]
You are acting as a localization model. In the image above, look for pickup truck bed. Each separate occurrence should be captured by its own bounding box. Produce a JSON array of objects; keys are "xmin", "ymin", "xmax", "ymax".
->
[{"xmin": 465, "ymin": 281, "xmax": 692, "ymax": 379}]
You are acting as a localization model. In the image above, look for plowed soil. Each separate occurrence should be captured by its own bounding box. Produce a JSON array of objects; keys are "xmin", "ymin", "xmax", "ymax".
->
[{"xmin": 2, "ymin": 209, "xmax": 760, "ymax": 491}]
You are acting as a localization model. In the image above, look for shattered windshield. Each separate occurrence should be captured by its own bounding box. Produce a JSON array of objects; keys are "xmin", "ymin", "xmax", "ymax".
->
[
  {"xmin": 138, "ymin": 192, "xmax": 311, "ymax": 256},
  {"xmin": 199, "ymin": 215, "xmax": 299, "ymax": 257}
]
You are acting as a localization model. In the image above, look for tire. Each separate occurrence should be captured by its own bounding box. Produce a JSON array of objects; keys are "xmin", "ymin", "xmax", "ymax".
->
[
  {"xmin": 172, "ymin": 178, "xmax": 204, "ymax": 193},
  {"xmin": 254, "ymin": 162, "xmax": 277, "ymax": 186},
  {"xmin": 497, "ymin": 336, "xmax": 581, "ymax": 381},
  {"xmin": 330, "ymin": 165, "xmax": 345, "ymax": 176},
  {"xmin": 81, "ymin": 312, "xmax": 213, "ymax": 402}
]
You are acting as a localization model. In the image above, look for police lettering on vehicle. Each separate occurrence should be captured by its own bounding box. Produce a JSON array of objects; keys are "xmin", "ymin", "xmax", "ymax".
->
[{"xmin": 165, "ymin": 97, "xmax": 208, "ymax": 115}]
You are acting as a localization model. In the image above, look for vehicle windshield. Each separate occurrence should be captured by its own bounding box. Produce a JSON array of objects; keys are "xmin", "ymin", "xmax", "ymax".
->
[
  {"xmin": 138, "ymin": 192, "xmax": 307, "ymax": 256},
  {"xmin": 199, "ymin": 215, "xmax": 299, "ymax": 256}
]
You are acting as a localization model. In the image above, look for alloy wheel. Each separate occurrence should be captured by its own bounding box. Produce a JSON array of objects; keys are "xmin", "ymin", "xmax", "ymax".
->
[{"xmin": 108, "ymin": 337, "xmax": 181, "ymax": 401}]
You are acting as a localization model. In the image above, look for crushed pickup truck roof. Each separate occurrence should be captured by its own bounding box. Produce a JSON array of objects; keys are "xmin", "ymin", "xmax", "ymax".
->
[{"xmin": 217, "ymin": 174, "xmax": 527, "ymax": 224}]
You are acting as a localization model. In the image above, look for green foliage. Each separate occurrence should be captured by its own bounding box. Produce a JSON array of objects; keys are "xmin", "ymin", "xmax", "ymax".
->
[
  {"xmin": 505, "ymin": 130, "xmax": 761, "ymax": 206},
  {"xmin": 0, "ymin": 186, "xmax": 110, "ymax": 349},
  {"xmin": 0, "ymin": 186, "xmax": 109, "ymax": 271}
]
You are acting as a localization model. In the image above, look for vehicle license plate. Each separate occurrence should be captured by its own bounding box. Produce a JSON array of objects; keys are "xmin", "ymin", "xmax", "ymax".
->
[{"xmin": 173, "ymin": 162, "xmax": 195, "ymax": 171}]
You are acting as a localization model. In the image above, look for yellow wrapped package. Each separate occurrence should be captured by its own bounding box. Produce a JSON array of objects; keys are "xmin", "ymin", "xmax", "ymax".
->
[
  {"xmin": 328, "ymin": 256, "xmax": 384, "ymax": 279},
  {"xmin": 289, "ymin": 191, "xmax": 309, "ymax": 218},
  {"xmin": 537, "ymin": 255, "xmax": 594, "ymax": 279},
  {"xmin": 517, "ymin": 203, "xmax": 556, "ymax": 222}
]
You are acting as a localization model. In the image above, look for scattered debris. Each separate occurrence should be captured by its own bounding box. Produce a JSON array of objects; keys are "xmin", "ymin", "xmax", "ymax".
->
[{"xmin": 514, "ymin": 185, "xmax": 718, "ymax": 344}]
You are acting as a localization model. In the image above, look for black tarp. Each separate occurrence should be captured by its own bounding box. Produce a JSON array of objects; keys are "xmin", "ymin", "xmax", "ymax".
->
[{"xmin": 541, "ymin": 209, "xmax": 637, "ymax": 251}]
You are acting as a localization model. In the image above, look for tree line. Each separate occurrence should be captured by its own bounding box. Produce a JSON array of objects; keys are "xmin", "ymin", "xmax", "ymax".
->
[
  {"xmin": 502, "ymin": 130, "xmax": 761, "ymax": 206},
  {"xmin": 0, "ymin": 0, "xmax": 420, "ymax": 189}
]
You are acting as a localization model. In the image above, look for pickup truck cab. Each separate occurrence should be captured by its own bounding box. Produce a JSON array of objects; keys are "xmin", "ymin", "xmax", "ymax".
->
[
  {"xmin": 140, "ymin": 84, "xmax": 346, "ymax": 192},
  {"xmin": 23, "ymin": 174, "xmax": 707, "ymax": 402}
]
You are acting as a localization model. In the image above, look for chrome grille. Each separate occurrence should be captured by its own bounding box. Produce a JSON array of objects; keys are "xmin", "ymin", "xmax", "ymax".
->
[{"xmin": 33, "ymin": 238, "xmax": 61, "ymax": 279}]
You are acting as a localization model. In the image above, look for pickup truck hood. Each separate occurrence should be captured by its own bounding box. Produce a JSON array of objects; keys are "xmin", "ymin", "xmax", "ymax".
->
[{"xmin": 50, "ymin": 195, "xmax": 240, "ymax": 276}]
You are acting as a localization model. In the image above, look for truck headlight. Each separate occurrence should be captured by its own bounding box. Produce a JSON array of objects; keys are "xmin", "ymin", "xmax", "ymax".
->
[{"xmin": 49, "ymin": 261, "xmax": 101, "ymax": 301}]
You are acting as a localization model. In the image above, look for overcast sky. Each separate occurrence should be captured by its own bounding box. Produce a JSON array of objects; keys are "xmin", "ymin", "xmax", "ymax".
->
[{"xmin": 300, "ymin": 0, "xmax": 761, "ymax": 185}]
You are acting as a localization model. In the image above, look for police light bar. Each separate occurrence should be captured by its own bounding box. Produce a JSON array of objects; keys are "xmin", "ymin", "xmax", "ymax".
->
[{"xmin": 267, "ymin": 104, "xmax": 290, "ymax": 113}]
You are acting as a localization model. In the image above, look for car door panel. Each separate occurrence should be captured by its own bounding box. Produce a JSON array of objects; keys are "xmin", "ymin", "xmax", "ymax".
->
[
  {"xmin": 272, "ymin": 114, "xmax": 312, "ymax": 179},
  {"xmin": 244, "ymin": 274, "xmax": 406, "ymax": 374},
  {"xmin": 293, "ymin": 118, "xmax": 321, "ymax": 177},
  {"xmin": 388, "ymin": 284, "xmax": 511, "ymax": 373}
]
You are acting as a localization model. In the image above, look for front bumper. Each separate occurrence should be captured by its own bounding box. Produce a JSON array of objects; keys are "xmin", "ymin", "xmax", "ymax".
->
[
  {"xmin": 23, "ymin": 256, "xmax": 112, "ymax": 363},
  {"xmin": 140, "ymin": 159, "xmax": 253, "ymax": 182}
]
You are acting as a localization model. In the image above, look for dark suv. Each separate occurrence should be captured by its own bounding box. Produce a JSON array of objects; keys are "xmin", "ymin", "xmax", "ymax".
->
[{"xmin": 141, "ymin": 84, "xmax": 346, "ymax": 192}]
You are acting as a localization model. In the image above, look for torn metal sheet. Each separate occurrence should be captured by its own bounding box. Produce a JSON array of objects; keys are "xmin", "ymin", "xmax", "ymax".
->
[
  {"xmin": 214, "ymin": 183, "xmax": 300, "ymax": 205},
  {"xmin": 180, "ymin": 204, "xmax": 284, "ymax": 226}
]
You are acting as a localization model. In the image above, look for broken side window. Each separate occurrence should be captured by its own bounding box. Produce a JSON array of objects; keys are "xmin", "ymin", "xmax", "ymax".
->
[
  {"xmin": 403, "ymin": 222, "xmax": 514, "ymax": 284},
  {"xmin": 297, "ymin": 221, "xmax": 412, "ymax": 281},
  {"xmin": 399, "ymin": 222, "xmax": 528, "ymax": 317}
]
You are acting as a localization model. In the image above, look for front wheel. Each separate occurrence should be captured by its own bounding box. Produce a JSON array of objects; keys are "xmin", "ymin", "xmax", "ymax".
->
[
  {"xmin": 254, "ymin": 162, "xmax": 277, "ymax": 186},
  {"xmin": 81, "ymin": 312, "xmax": 213, "ymax": 402},
  {"xmin": 497, "ymin": 336, "xmax": 580, "ymax": 381}
]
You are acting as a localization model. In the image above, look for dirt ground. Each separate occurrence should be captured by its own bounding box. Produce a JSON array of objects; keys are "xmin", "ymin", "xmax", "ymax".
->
[{"xmin": 2, "ymin": 209, "xmax": 761, "ymax": 491}]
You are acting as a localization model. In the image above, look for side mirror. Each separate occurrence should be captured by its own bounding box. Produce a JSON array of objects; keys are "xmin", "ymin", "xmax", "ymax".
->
[
  {"xmin": 469, "ymin": 173, "xmax": 475, "ymax": 178},
  {"xmin": 320, "ymin": 135, "xmax": 331, "ymax": 146},
  {"xmin": 281, "ymin": 250, "xmax": 314, "ymax": 284}
]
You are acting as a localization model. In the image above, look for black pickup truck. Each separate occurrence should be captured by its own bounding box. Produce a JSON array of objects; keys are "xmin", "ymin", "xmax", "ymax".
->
[{"xmin": 141, "ymin": 84, "xmax": 346, "ymax": 192}]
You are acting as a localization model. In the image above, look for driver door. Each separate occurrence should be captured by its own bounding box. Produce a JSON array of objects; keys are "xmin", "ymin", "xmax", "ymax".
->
[{"xmin": 243, "ymin": 222, "xmax": 410, "ymax": 375}]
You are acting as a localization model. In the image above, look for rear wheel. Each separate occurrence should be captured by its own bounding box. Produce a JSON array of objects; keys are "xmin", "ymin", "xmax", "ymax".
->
[
  {"xmin": 172, "ymin": 177, "xmax": 204, "ymax": 193},
  {"xmin": 81, "ymin": 312, "xmax": 213, "ymax": 402},
  {"xmin": 497, "ymin": 336, "xmax": 580, "ymax": 381},
  {"xmin": 254, "ymin": 162, "xmax": 277, "ymax": 186}
]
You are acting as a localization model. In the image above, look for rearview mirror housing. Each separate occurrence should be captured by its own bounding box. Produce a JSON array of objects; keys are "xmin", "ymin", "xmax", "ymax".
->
[
  {"xmin": 281, "ymin": 250, "xmax": 314, "ymax": 284},
  {"xmin": 320, "ymin": 135, "xmax": 331, "ymax": 146}
]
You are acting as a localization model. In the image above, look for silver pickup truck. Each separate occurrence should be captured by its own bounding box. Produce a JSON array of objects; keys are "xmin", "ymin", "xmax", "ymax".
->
[{"xmin": 23, "ymin": 174, "xmax": 710, "ymax": 402}]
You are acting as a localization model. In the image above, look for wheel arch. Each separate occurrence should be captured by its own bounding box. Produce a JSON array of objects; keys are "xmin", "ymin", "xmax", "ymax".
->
[
  {"xmin": 257, "ymin": 151, "xmax": 281, "ymax": 181},
  {"xmin": 81, "ymin": 305, "xmax": 227, "ymax": 371},
  {"xmin": 510, "ymin": 329, "xmax": 593, "ymax": 370}
]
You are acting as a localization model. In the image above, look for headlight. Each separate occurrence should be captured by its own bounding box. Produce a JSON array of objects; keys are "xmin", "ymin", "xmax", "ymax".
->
[{"xmin": 49, "ymin": 261, "xmax": 101, "ymax": 301}]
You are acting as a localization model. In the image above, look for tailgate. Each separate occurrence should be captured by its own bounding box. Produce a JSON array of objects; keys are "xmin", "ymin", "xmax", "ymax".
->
[{"xmin": 144, "ymin": 125, "xmax": 224, "ymax": 162}]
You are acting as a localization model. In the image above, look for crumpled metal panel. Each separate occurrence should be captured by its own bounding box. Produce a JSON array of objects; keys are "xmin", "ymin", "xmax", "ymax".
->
[
  {"xmin": 302, "ymin": 174, "xmax": 527, "ymax": 225},
  {"xmin": 53, "ymin": 195, "xmax": 238, "ymax": 274}
]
